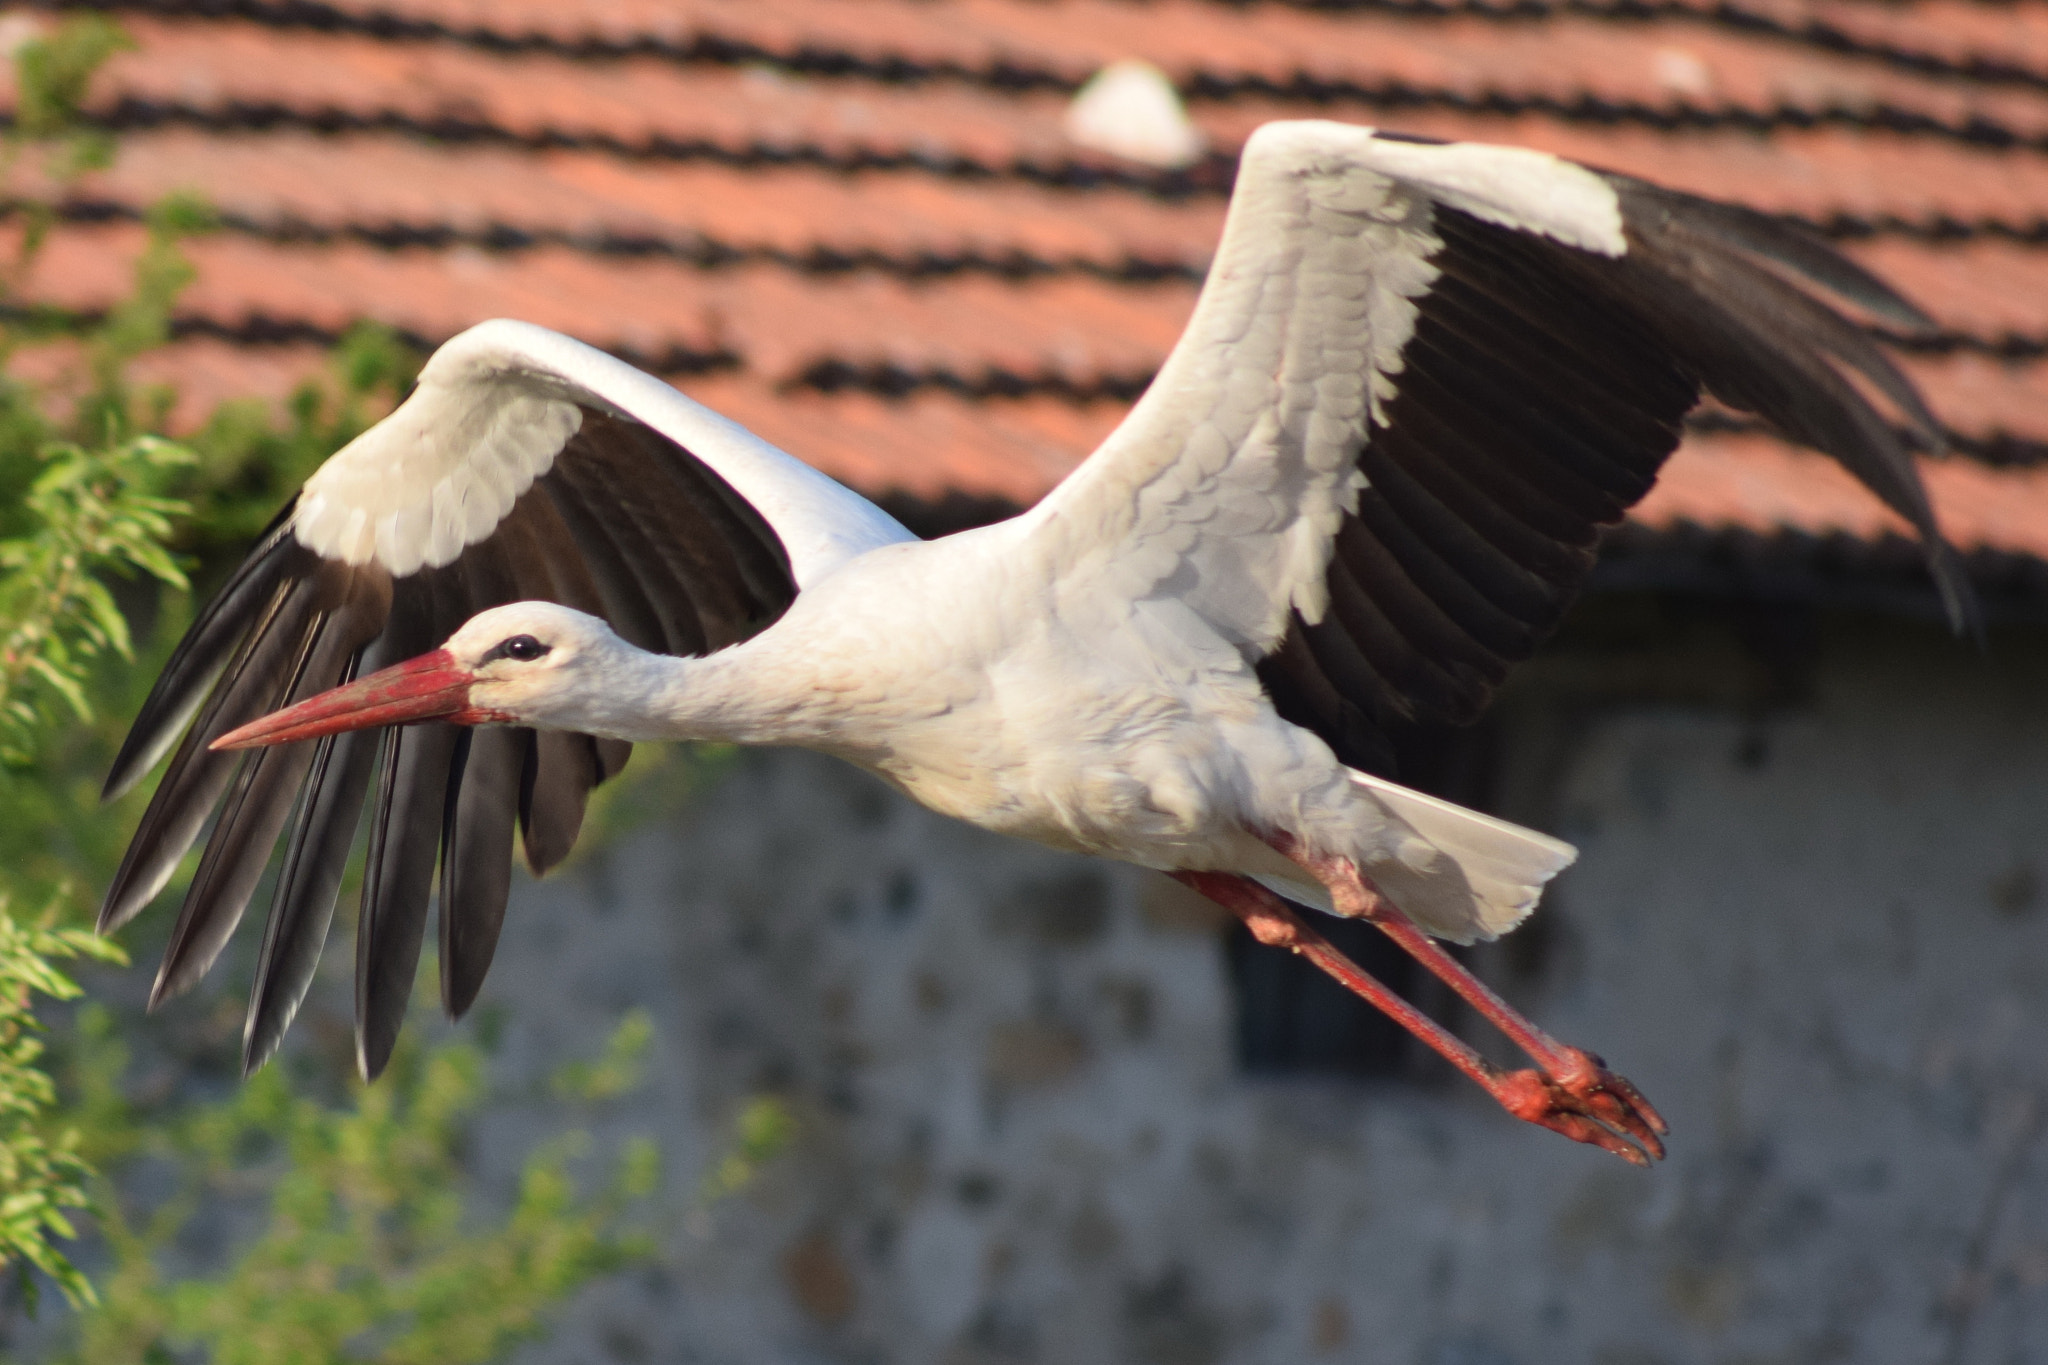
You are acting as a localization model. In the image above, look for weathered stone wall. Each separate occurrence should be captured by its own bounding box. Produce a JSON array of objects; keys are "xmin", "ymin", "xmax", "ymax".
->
[{"xmin": 484, "ymin": 615, "xmax": 2048, "ymax": 1364}]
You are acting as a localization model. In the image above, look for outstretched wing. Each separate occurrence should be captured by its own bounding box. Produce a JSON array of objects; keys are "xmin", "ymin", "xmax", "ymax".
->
[
  {"xmin": 1027, "ymin": 120, "xmax": 1971, "ymax": 778},
  {"xmin": 104, "ymin": 320, "xmax": 913, "ymax": 1078}
]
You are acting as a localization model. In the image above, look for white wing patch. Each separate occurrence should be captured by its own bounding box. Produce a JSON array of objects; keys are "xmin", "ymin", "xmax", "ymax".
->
[
  {"xmin": 1025, "ymin": 120, "xmax": 1625, "ymax": 655},
  {"xmin": 1352, "ymin": 135, "xmax": 1626, "ymax": 257},
  {"xmin": 291, "ymin": 320, "xmax": 914, "ymax": 586},
  {"xmin": 1031, "ymin": 120, "xmax": 1444, "ymax": 650},
  {"xmin": 296, "ymin": 380, "xmax": 579, "ymax": 576}
]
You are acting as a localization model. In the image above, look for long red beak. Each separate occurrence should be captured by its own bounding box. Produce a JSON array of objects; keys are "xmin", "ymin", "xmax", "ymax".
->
[{"xmin": 211, "ymin": 649, "xmax": 483, "ymax": 751}]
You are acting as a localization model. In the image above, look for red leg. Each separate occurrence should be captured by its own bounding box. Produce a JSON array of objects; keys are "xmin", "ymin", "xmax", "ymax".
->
[
  {"xmin": 1257, "ymin": 833, "xmax": 1667, "ymax": 1161},
  {"xmin": 1177, "ymin": 867, "xmax": 1665, "ymax": 1164},
  {"xmin": 1176, "ymin": 870, "xmax": 1505, "ymax": 1098}
]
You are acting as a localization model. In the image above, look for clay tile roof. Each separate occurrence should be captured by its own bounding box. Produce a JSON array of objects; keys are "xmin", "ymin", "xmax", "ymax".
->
[{"xmin": 18, "ymin": 0, "xmax": 2048, "ymax": 606}]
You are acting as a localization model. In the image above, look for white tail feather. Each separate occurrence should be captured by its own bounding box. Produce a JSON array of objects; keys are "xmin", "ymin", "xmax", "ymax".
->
[
  {"xmin": 1351, "ymin": 773, "xmax": 1572, "ymax": 945},
  {"xmin": 1339, "ymin": 771, "xmax": 1577, "ymax": 943}
]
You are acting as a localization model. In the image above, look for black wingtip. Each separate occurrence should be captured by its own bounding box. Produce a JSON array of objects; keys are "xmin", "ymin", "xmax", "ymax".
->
[
  {"xmin": 104, "ymin": 512, "xmax": 309, "ymax": 805},
  {"xmin": 1607, "ymin": 174, "xmax": 1937, "ymax": 335},
  {"xmin": 438, "ymin": 726, "xmax": 518, "ymax": 1022},
  {"xmin": 146, "ymin": 956, "xmax": 184, "ymax": 1015},
  {"xmin": 242, "ymin": 716, "xmax": 378, "ymax": 1080},
  {"xmin": 1929, "ymin": 539, "xmax": 1984, "ymax": 644},
  {"xmin": 356, "ymin": 990, "xmax": 403, "ymax": 1083},
  {"xmin": 355, "ymin": 718, "xmax": 457, "ymax": 1087}
]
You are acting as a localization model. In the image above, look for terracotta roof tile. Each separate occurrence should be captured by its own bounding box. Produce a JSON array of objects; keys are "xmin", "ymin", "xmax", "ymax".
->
[
  {"xmin": 1639, "ymin": 431, "xmax": 2048, "ymax": 563},
  {"xmin": 57, "ymin": 20, "xmax": 2048, "ymax": 242},
  {"xmin": 53, "ymin": 130, "xmax": 1227, "ymax": 272},
  {"xmin": 6, "ymin": 336, "xmax": 346, "ymax": 433},
  {"xmin": 240, "ymin": 0, "xmax": 2048, "ymax": 111},
  {"xmin": 14, "ymin": 3, "xmax": 2043, "ymax": 575},
  {"xmin": 110, "ymin": 339, "xmax": 2048, "ymax": 569},
  {"xmin": 1735, "ymin": 0, "xmax": 2048, "ymax": 79},
  {"xmin": 682, "ymin": 377, "xmax": 1121, "ymax": 505},
  {"xmin": 21, "ymin": 224, "xmax": 1198, "ymax": 384},
  {"xmin": 83, "ymin": 20, "xmax": 1090, "ymax": 169},
  {"xmin": 74, "ymin": 10, "xmax": 2048, "ymax": 163},
  {"xmin": 1199, "ymin": 111, "xmax": 2048, "ymax": 233},
  {"xmin": 39, "ymin": 128, "xmax": 2040, "ymax": 352},
  {"xmin": 1901, "ymin": 353, "xmax": 2048, "ymax": 451},
  {"xmin": 127, "ymin": 339, "xmax": 343, "ymax": 430},
  {"xmin": 1844, "ymin": 238, "xmax": 2048, "ymax": 346},
  {"xmin": 22, "ymin": 215, "xmax": 2042, "ymax": 454},
  {"xmin": 37, "ymin": 221, "xmax": 2048, "ymax": 428}
]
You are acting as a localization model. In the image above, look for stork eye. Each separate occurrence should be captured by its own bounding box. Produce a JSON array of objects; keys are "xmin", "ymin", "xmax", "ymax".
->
[{"xmin": 488, "ymin": 634, "xmax": 550, "ymax": 664}]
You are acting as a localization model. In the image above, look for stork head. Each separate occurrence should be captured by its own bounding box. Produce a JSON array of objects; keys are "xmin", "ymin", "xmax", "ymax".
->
[{"xmin": 212, "ymin": 602, "xmax": 627, "ymax": 750}]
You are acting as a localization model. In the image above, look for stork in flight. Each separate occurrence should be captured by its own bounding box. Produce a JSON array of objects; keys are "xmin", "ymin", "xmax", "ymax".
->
[{"xmin": 102, "ymin": 122, "xmax": 1969, "ymax": 1166}]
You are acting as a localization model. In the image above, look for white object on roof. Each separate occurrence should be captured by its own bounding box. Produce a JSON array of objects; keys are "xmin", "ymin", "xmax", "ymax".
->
[{"xmin": 1063, "ymin": 60, "xmax": 1205, "ymax": 169}]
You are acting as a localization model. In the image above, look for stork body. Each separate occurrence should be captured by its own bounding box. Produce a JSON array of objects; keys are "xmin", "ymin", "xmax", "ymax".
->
[
  {"xmin": 109, "ymin": 121, "xmax": 1973, "ymax": 1165},
  {"xmin": 426, "ymin": 570, "xmax": 1432, "ymax": 914}
]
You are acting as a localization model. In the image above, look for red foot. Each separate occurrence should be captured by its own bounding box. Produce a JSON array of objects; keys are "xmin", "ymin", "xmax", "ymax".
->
[
  {"xmin": 1492, "ymin": 1048, "xmax": 1668, "ymax": 1167},
  {"xmin": 1176, "ymin": 865, "xmax": 1669, "ymax": 1165}
]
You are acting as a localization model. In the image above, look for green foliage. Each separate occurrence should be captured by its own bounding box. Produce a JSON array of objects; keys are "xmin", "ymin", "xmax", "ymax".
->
[
  {"xmin": 7, "ymin": 16, "xmax": 127, "ymax": 171},
  {"xmin": 0, "ymin": 903, "xmax": 123, "ymax": 1309},
  {"xmin": 0, "ymin": 13, "xmax": 206, "ymax": 1299},
  {"xmin": 696, "ymin": 1096, "xmax": 796, "ymax": 1206},
  {"xmin": 55, "ymin": 1015, "xmax": 658, "ymax": 1365},
  {"xmin": 0, "ymin": 434, "xmax": 190, "ymax": 762},
  {"xmin": 550, "ymin": 1008, "xmax": 653, "ymax": 1103}
]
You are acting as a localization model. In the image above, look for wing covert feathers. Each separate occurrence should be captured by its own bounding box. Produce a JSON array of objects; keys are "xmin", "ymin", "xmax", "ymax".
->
[{"xmin": 108, "ymin": 392, "xmax": 800, "ymax": 1078}]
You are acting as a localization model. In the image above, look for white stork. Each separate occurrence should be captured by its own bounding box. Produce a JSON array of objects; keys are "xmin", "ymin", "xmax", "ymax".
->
[{"xmin": 102, "ymin": 122, "xmax": 1970, "ymax": 1166}]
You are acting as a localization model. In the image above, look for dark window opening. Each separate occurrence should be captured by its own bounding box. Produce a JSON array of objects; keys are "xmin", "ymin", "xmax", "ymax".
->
[
  {"xmin": 1226, "ymin": 721, "xmax": 1498, "ymax": 1082},
  {"xmin": 1225, "ymin": 914, "xmax": 1436, "ymax": 1079}
]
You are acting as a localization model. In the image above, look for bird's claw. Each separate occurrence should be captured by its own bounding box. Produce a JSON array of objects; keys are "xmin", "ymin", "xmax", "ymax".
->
[{"xmin": 1493, "ymin": 1048, "xmax": 1668, "ymax": 1166}]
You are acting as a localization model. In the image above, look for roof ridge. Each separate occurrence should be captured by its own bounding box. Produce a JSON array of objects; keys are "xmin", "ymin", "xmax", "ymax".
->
[
  {"xmin": 1593, "ymin": 521, "xmax": 2048, "ymax": 626},
  {"xmin": 47, "ymin": 0, "xmax": 2048, "ymax": 101},
  {"xmin": 1685, "ymin": 409, "xmax": 2048, "ymax": 467},
  {"xmin": 1297, "ymin": 0, "xmax": 2048, "ymax": 98},
  {"xmin": 29, "ymin": 195, "xmax": 2048, "ymax": 287},
  {"xmin": 41, "ymin": 195, "xmax": 1212, "ymax": 281},
  {"xmin": 115, "ymin": 304, "xmax": 2048, "ymax": 463},
  {"xmin": 69, "ymin": 98, "xmax": 1232, "ymax": 195},
  {"xmin": 791, "ymin": 357, "xmax": 1155, "ymax": 402},
  {"xmin": 133, "ymin": 310, "xmax": 744, "ymax": 376},
  {"xmin": 1879, "ymin": 329, "xmax": 2048, "ymax": 362},
  {"xmin": 60, "ymin": 94, "xmax": 2048, "ymax": 197}
]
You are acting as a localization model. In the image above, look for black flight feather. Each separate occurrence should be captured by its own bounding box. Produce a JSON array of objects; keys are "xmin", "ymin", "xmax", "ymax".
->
[
  {"xmin": 535, "ymin": 466, "xmax": 675, "ymax": 655},
  {"xmin": 104, "ymin": 392, "xmax": 799, "ymax": 1080},
  {"xmin": 242, "ymin": 707, "xmax": 377, "ymax": 1076},
  {"xmin": 356, "ymin": 717, "xmax": 460, "ymax": 1082},
  {"xmin": 1604, "ymin": 176, "xmax": 1937, "ymax": 333},
  {"xmin": 350, "ymin": 573, "xmax": 452, "ymax": 1081},
  {"xmin": 104, "ymin": 504, "xmax": 303, "ymax": 803},
  {"xmin": 549, "ymin": 442, "xmax": 709, "ymax": 654},
  {"xmin": 102, "ymin": 564, "xmax": 325, "ymax": 933},
  {"xmin": 519, "ymin": 730, "xmax": 602, "ymax": 875},
  {"xmin": 439, "ymin": 724, "xmax": 522, "ymax": 1019},
  {"xmin": 148, "ymin": 565, "xmax": 389, "ymax": 1007},
  {"xmin": 1259, "ymin": 183, "xmax": 1971, "ymax": 782}
]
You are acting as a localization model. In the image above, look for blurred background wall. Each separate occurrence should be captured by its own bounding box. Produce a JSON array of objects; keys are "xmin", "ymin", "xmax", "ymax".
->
[{"xmin": 465, "ymin": 611, "xmax": 2048, "ymax": 1365}]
